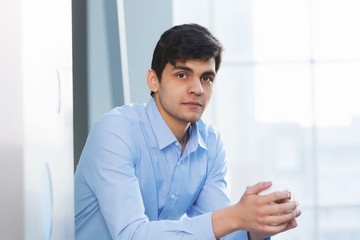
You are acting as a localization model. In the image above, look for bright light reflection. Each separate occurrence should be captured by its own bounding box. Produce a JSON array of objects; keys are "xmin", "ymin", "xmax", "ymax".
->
[
  {"xmin": 312, "ymin": 0, "xmax": 360, "ymax": 60},
  {"xmin": 251, "ymin": 0, "xmax": 311, "ymax": 61},
  {"xmin": 314, "ymin": 62, "xmax": 360, "ymax": 127},
  {"xmin": 254, "ymin": 64, "xmax": 313, "ymax": 127}
]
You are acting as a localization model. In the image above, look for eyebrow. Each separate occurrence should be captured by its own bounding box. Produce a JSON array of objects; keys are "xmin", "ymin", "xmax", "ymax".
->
[
  {"xmin": 202, "ymin": 71, "xmax": 216, "ymax": 77},
  {"xmin": 172, "ymin": 65, "xmax": 216, "ymax": 76},
  {"xmin": 173, "ymin": 65, "xmax": 193, "ymax": 73}
]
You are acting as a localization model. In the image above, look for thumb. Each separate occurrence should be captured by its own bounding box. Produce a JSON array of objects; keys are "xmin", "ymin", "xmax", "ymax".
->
[{"xmin": 246, "ymin": 181, "xmax": 272, "ymax": 195}]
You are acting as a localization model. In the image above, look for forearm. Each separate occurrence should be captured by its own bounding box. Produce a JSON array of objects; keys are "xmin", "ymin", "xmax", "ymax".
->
[
  {"xmin": 212, "ymin": 205, "xmax": 240, "ymax": 239},
  {"xmin": 212, "ymin": 205, "xmax": 257, "ymax": 240},
  {"xmin": 211, "ymin": 205, "xmax": 270, "ymax": 240},
  {"xmin": 120, "ymin": 212, "xmax": 216, "ymax": 240}
]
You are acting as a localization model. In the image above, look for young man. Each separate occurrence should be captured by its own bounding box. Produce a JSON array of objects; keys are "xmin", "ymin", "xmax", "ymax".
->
[{"xmin": 74, "ymin": 24, "xmax": 301, "ymax": 240}]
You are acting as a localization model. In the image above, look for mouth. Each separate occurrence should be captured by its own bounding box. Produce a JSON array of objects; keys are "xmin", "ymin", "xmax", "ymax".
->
[{"xmin": 182, "ymin": 101, "xmax": 202, "ymax": 108}]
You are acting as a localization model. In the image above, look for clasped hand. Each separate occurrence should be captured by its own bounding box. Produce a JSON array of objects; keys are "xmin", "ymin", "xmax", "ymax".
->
[{"xmin": 235, "ymin": 182, "xmax": 301, "ymax": 240}]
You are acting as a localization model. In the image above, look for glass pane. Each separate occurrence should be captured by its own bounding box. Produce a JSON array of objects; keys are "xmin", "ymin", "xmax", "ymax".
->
[
  {"xmin": 254, "ymin": 63, "xmax": 313, "ymax": 127},
  {"xmin": 314, "ymin": 62, "xmax": 360, "ymax": 127},
  {"xmin": 319, "ymin": 208, "xmax": 360, "ymax": 239},
  {"xmin": 315, "ymin": 62, "xmax": 360, "ymax": 206},
  {"xmin": 252, "ymin": 0, "xmax": 311, "ymax": 61},
  {"xmin": 172, "ymin": 0, "xmax": 212, "ymax": 28},
  {"xmin": 213, "ymin": 0, "xmax": 254, "ymax": 62},
  {"xmin": 318, "ymin": 150, "xmax": 360, "ymax": 206},
  {"xmin": 214, "ymin": 64, "xmax": 255, "ymax": 165},
  {"xmin": 276, "ymin": 207, "xmax": 316, "ymax": 240},
  {"xmin": 312, "ymin": 0, "xmax": 360, "ymax": 60}
]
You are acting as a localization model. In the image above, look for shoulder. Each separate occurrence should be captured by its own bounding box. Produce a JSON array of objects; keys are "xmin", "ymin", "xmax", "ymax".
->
[
  {"xmin": 80, "ymin": 103, "xmax": 146, "ymax": 167},
  {"xmin": 93, "ymin": 103, "xmax": 146, "ymax": 132},
  {"xmin": 197, "ymin": 119, "xmax": 226, "ymax": 173},
  {"xmin": 197, "ymin": 119, "xmax": 224, "ymax": 158},
  {"xmin": 197, "ymin": 119, "xmax": 222, "ymax": 144},
  {"xmin": 86, "ymin": 103, "xmax": 147, "ymax": 153}
]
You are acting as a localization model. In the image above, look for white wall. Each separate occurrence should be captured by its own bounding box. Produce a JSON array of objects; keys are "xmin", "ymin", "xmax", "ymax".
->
[{"xmin": 0, "ymin": 0, "xmax": 74, "ymax": 239}]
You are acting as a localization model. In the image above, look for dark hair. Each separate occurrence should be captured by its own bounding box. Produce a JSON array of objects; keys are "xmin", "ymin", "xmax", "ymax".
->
[{"xmin": 150, "ymin": 23, "xmax": 223, "ymax": 96}]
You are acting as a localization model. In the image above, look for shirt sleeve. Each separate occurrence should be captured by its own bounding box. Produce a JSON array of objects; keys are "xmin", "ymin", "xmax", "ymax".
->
[
  {"xmin": 186, "ymin": 131, "xmax": 269, "ymax": 240},
  {"xmin": 79, "ymin": 115, "xmax": 218, "ymax": 240}
]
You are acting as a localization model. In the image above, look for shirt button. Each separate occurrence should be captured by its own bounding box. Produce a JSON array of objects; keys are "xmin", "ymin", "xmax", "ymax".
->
[
  {"xmin": 177, "ymin": 161, "xmax": 181, "ymax": 166},
  {"xmin": 171, "ymin": 194, "xmax": 175, "ymax": 199},
  {"xmin": 175, "ymin": 142, "xmax": 179, "ymax": 146}
]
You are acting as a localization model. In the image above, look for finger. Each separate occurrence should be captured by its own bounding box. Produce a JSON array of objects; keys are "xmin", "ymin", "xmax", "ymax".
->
[
  {"xmin": 268, "ymin": 201, "xmax": 298, "ymax": 215},
  {"xmin": 273, "ymin": 192, "xmax": 291, "ymax": 204},
  {"xmin": 262, "ymin": 191, "xmax": 291, "ymax": 203},
  {"xmin": 265, "ymin": 209, "xmax": 299, "ymax": 225},
  {"xmin": 260, "ymin": 221, "xmax": 289, "ymax": 234},
  {"xmin": 283, "ymin": 218, "xmax": 298, "ymax": 232},
  {"xmin": 246, "ymin": 181, "xmax": 272, "ymax": 195},
  {"xmin": 274, "ymin": 198, "xmax": 289, "ymax": 204},
  {"xmin": 288, "ymin": 218, "xmax": 298, "ymax": 228}
]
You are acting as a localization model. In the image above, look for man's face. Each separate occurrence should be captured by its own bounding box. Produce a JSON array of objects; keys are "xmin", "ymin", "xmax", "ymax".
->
[{"xmin": 153, "ymin": 58, "xmax": 216, "ymax": 127}]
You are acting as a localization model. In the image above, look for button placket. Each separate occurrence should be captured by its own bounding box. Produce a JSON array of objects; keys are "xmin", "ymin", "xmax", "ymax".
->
[{"xmin": 159, "ymin": 154, "xmax": 183, "ymax": 219}]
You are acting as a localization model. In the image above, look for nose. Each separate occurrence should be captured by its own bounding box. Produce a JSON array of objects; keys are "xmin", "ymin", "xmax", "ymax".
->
[{"xmin": 189, "ymin": 78, "xmax": 203, "ymax": 95}]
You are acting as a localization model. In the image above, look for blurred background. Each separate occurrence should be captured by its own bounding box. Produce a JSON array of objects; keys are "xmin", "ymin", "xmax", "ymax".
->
[{"xmin": 1, "ymin": 0, "xmax": 359, "ymax": 239}]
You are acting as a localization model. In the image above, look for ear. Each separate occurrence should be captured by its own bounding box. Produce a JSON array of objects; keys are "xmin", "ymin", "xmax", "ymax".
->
[{"xmin": 147, "ymin": 69, "xmax": 159, "ymax": 93}]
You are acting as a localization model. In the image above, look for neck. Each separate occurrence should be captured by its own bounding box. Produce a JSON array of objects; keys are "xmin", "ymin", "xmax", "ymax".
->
[
  {"xmin": 175, "ymin": 126, "xmax": 190, "ymax": 157},
  {"xmin": 179, "ymin": 127, "xmax": 190, "ymax": 151}
]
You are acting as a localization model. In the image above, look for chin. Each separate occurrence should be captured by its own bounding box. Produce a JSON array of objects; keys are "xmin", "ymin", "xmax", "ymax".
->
[
  {"xmin": 177, "ymin": 111, "xmax": 204, "ymax": 123},
  {"xmin": 184, "ymin": 115, "xmax": 202, "ymax": 123}
]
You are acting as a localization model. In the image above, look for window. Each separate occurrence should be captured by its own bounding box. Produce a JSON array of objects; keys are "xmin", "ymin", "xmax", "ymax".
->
[{"xmin": 173, "ymin": 0, "xmax": 360, "ymax": 239}]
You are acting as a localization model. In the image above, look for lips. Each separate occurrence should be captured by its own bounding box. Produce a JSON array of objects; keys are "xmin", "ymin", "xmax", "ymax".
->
[{"xmin": 183, "ymin": 100, "xmax": 202, "ymax": 108}]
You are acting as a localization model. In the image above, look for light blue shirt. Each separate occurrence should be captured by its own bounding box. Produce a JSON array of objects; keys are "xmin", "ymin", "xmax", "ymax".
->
[{"xmin": 75, "ymin": 97, "xmax": 250, "ymax": 240}]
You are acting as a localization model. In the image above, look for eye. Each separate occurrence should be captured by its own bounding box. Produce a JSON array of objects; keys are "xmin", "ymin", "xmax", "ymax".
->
[
  {"xmin": 176, "ymin": 73, "xmax": 188, "ymax": 79},
  {"xmin": 201, "ymin": 76, "xmax": 214, "ymax": 83}
]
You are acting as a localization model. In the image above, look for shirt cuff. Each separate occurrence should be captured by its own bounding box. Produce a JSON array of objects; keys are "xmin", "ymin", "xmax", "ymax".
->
[
  {"xmin": 200, "ymin": 213, "xmax": 271, "ymax": 240},
  {"xmin": 241, "ymin": 230, "xmax": 249, "ymax": 240},
  {"xmin": 246, "ymin": 231, "xmax": 271, "ymax": 240},
  {"xmin": 191, "ymin": 212, "xmax": 217, "ymax": 240}
]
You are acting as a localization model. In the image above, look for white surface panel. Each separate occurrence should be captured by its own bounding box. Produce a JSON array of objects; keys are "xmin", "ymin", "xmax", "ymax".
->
[{"xmin": 22, "ymin": 0, "xmax": 74, "ymax": 239}]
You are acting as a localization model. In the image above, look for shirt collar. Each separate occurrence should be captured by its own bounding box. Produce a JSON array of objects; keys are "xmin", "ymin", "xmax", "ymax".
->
[
  {"xmin": 145, "ymin": 97, "xmax": 207, "ymax": 151},
  {"xmin": 146, "ymin": 97, "xmax": 177, "ymax": 150},
  {"xmin": 188, "ymin": 123, "xmax": 208, "ymax": 152}
]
